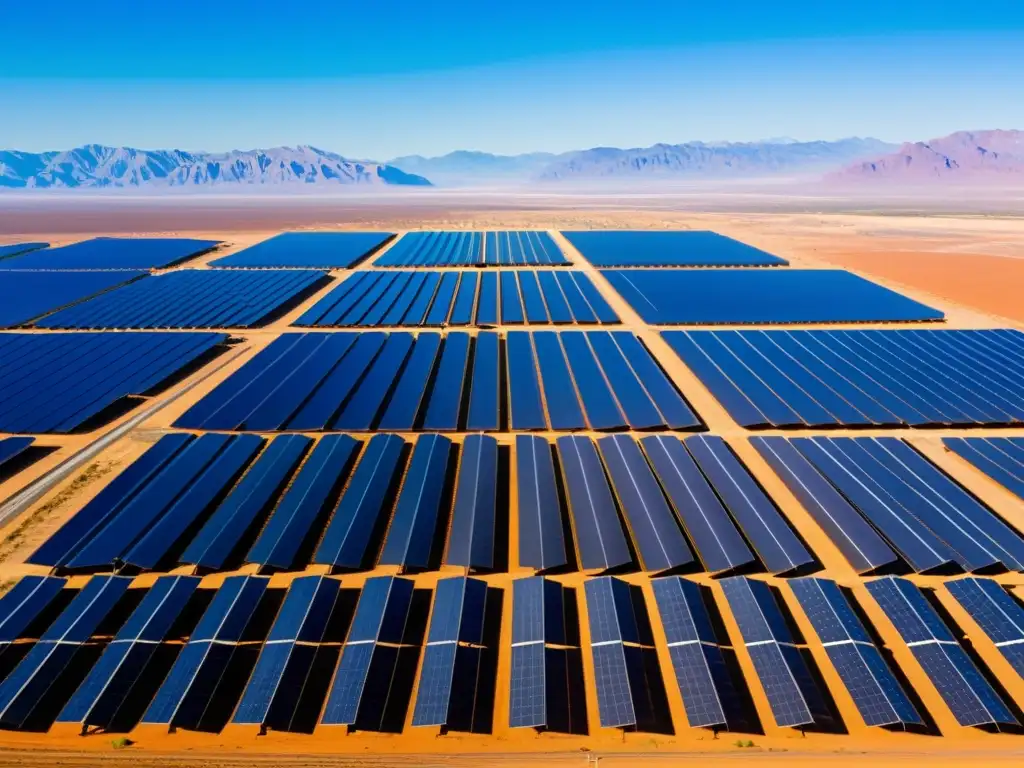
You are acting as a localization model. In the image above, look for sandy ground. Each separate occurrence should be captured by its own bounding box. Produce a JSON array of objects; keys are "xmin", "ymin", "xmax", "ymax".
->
[{"xmin": 0, "ymin": 201, "xmax": 1022, "ymax": 765}]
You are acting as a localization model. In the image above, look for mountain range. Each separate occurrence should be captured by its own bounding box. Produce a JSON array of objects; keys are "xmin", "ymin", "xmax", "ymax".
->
[
  {"xmin": 2, "ymin": 131, "xmax": 1021, "ymax": 189},
  {"xmin": 0, "ymin": 145, "xmax": 431, "ymax": 188},
  {"xmin": 830, "ymin": 130, "xmax": 1024, "ymax": 182}
]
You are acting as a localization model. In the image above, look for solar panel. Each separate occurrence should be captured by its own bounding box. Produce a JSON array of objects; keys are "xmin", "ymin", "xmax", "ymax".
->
[
  {"xmin": 507, "ymin": 332, "xmax": 546, "ymax": 429},
  {"xmin": 0, "ymin": 237, "xmax": 220, "ymax": 270},
  {"xmin": 605, "ymin": 269, "xmax": 943, "ymax": 324},
  {"xmin": 233, "ymin": 576, "xmax": 340, "ymax": 730},
  {"xmin": 944, "ymin": 437, "xmax": 1024, "ymax": 501},
  {"xmin": 866, "ymin": 577, "xmax": 1017, "ymax": 727},
  {"xmin": 0, "ymin": 270, "xmax": 146, "ymax": 328},
  {"xmin": 412, "ymin": 577, "xmax": 488, "ymax": 727},
  {"xmin": 533, "ymin": 331, "xmax": 585, "ymax": 429},
  {"xmin": 0, "ymin": 332, "xmax": 226, "ymax": 434},
  {"xmin": 561, "ymin": 230, "xmax": 787, "ymax": 267},
  {"xmin": 142, "ymin": 576, "xmax": 268, "ymax": 729},
  {"xmin": 422, "ymin": 333, "xmax": 470, "ymax": 431},
  {"xmin": 314, "ymin": 434, "xmax": 405, "ymax": 569},
  {"xmin": 597, "ymin": 435, "xmax": 694, "ymax": 572},
  {"xmin": 0, "ymin": 576, "xmax": 67, "ymax": 645},
  {"xmin": 508, "ymin": 577, "xmax": 570, "ymax": 729},
  {"xmin": 466, "ymin": 332, "xmax": 501, "ymax": 430},
  {"xmin": 560, "ymin": 331, "xmax": 626, "ymax": 429},
  {"xmin": 445, "ymin": 435, "xmax": 498, "ymax": 569},
  {"xmin": 651, "ymin": 577, "xmax": 745, "ymax": 729},
  {"xmin": 515, "ymin": 436, "xmax": 568, "ymax": 571},
  {"xmin": 377, "ymin": 332, "xmax": 441, "ymax": 430},
  {"xmin": 751, "ymin": 437, "xmax": 899, "ymax": 574},
  {"xmin": 38, "ymin": 269, "xmax": 328, "ymax": 329},
  {"xmin": 0, "ymin": 576, "xmax": 131, "ymax": 729},
  {"xmin": 0, "ymin": 241, "xmax": 47, "ymax": 260},
  {"xmin": 321, "ymin": 576, "xmax": 415, "ymax": 729},
  {"xmin": 946, "ymin": 578, "xmax": 1024, "ymax": 678},
  {"xmin": 210, "ymin": 232, "xmax": 395, "ymax": 268},
  {"xmin": 790, "ymin": 578, "xmax": 922, "ymax": 727},
  {"xmin": 639, "ymin": 436, "xmax": 754, "ymax": 574},
  {"xmin": 719, "ymin": 576, "xmax": 831, "ymax": 728},
  {"xmin": 556, "ymin": 436, "xmax": 632, "ymax": 571},
  {"xmin": 584, "ymin": 577, "xmax": 660, "ymax": 729},
  {"xmin": 57, "ymin": 576, "xmax": 200, "ymax": 730},
  {"xmin": 29, "ymin": 434, "xmax": 195, "ymax": 568},
  {"xmin": 379, "ymin": 434, "xmax": 452, "ymax": 569},
  {"xmin": 247, "ymin": 435, "xmax": 359, "ymax": 571}
]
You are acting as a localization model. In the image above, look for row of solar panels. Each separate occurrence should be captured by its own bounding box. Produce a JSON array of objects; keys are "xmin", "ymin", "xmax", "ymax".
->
[
  {"xmin": 0, "ymin": 237, "xmax": 220, "ymax": 271},
  {"xmin": 944, "ymin": 437, "xmax": 1024, "ymax": 500},
  {"xmin": 295, "ymin": 269, "xmax": 618, "ymax": 327},
  {"xmin": 175, "ymin": 330, "xmax": 700, "ymax": 432},
  {"xmin": 604, "ymin": 269, "xmax": 944, "ymax": 324},
  {"xmin": 667, "ymin": 328, "xmax": 1024, "ymax": 427},
  {"xmin": 0, "ymin": 270, "xmax": 146, "ymax": 328},
  {"xmin": 373, "ymin": 231, "xmax": 570, "ymax": 267},
  {"xmin": 30, "ymin": 432, "xmax": 793, "ymax": 575},
  {"xmin": 1, "ymin": 572, "xmax": 1021, "ymax": 734},
  {"xmin": 0, "ymin": 333, "xmax": 227, "ymax": 434},
  {"xmin": 31, "ymin": 431, "xmax": 1020, "ymax": 579},
  {"xmin": 32, "ymin": 269, "xmax": 328, "ymax": 330},
  {"xmin": 561, "ymin": 230, "xmax": 788, "ymax": 267}
]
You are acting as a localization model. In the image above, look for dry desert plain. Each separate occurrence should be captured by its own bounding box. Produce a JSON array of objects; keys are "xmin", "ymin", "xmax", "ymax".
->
[{"xmin": 0, "ymin": 194, "xmax": 1023, "ymax": 768}]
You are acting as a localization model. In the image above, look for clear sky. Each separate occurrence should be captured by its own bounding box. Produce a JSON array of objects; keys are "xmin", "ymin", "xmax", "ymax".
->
[{"xmin": 3, "ymin": 1, "xmax": 1024, "ymax": 158}]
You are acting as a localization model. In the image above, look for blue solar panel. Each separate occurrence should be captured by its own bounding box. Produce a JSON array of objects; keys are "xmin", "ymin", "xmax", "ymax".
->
[
  {"xmin": 720, "ymin": 577, "xmax": 831, "ymax": 728},
  {"xmin": 0, "ymin": 332, "xmax": 225, "ymax": 434},
  {"xmin": 374, "ymin": 232, "xmax": 483, "ymax": 267},
  {"xmin": 866, "ymin": 577, "xmax": 1017, "ymax": 727},
  {"xmin": 556, "ymin": 436, "xmax": 632, "ymax": 571},
  {"xmin": 588, "ymin": 333, "xmax": 664, "ymax": 429},
  {"xmin": 751, "ymin": 437, "xmax": 899, "ymax": 574},
  {"xmin": 38, "ymin": 269, "xmax": 327, "ymax": 329},
  {"xmin": 946, "ymin": 578, "xmax": 1024, "ymax": 678},
  {"xmin": 486, "ymin": 231, "xmax": 569, "ymax": 265},
  {"xmin": 606, "ymin": 269, "xmax": 943, "ymax": 324},
  {"xmin": 422, "ymin": 333, "xmax": 470, "ymax": 431},
  {"xmin": 181, "ymin": 435, "xmax": 313, "ymax": 570},
  {"xmin": 597, "ymin": 435, "xmax": 693, "ymax": 573},
  {"xmin": 561, "ymin": 230, "xmax": 787, "ymax": 267},
  {"xmin": 0, "ymin": 270, "xmax": 146, "ymax": 328},
  {"xmin": 508, "ymin": 577, "xmax": 570, "ymax": 729},
  {"xmin": 533, "ymin": 331, "xmax": 586, "ymax": 430},
  {"xmin": 560, "ymin": 332, "xmax": 625, "ymax": 429},
  {"xmin": 379, "ymin": 435, "xmax": 451, "ymax": 568},
  {"xmin": 651, "ymin": 577, "xmax": 745, "ymax": 729},
  {"xmin": 500, "ymin": 271, "xmax": 524, "ymax": 324},
  {"xmin": 507, "ymin": 332, "xmax": 546, "ymax": 429},
  {"xmin": 247, "ymin": 435, "xmax": 359, "ymax": 570},
  {"xmin": 314, "ymin": 434, "xmax": 405, "ymax": 568},
  {"xmin": 0, "ymin": 576, "xmax": 67, "ymax": 645},
  {"xmin": 210, "ymin": 232, "xmax": 395, "ymax": 268},
  {"xmin": 445, "ymin": 435, "xmax": 498, "ymax": 569},
  {"xmin": 0, "ymin": 576, "xmax": 131, "ymax": 729},
  {"xmin": 665, "ymin": 330, "xmax": 1024, "ymax": 428},
  {"xmin": 57, "ymin": 576, "xmax": 200, "ymax": 729},
  {"xmin": 466, "ymin": 332, "xmax": 500, "ymax": 430},
  {"xmin": 233, "ymin": 576, "xmax": 340, "ymax": 728},
  {"xmin": 790, "ymin": 578, "xmax": 921, "ymax": 727},
  {"xmin": 142, "ymin": 576, "xmax": 268, "ymax": 728},
  {"xmin": 0, "ymin": 241, "xmax": 47, "ymax": 260},
  {"xmin": 377, "ymin": 333, "xmax": 441, "ymax": 430},
  {"xmin": 944, "ymin": 438, "xmax": 1024, "ymax": 501},
  {"xmin": 515, "ymin": 436, "xmax": 568, "ymax": 571},
  {"xmin": 639, "ymin": 436, "xmax": 754, "ymax": 574},
  {"xmin": 0, "ymin": 437, "xmax": 34, "ymax": 470},
  {"xmin": 0, "ymin": 237, "xmax": 220, "ymax": 270}
]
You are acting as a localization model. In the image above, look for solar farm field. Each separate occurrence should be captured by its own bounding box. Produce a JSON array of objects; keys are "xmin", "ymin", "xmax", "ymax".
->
[{"xmin": 0, "ymin": 226, "xmax": 1022, "ymax": 768}]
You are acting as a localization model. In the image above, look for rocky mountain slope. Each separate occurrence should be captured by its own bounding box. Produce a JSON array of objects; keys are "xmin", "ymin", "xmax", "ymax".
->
[{"xmin": 0, "ymin": 145, "xmax": 432, "ymax": 188}]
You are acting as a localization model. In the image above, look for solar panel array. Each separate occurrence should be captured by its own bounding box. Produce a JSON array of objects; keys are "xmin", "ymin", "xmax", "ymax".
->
[
  {"xmin": 753, "ymin": 436, "xmax": 1024, "ymax": 574},
  {"xmin": 210, "ymin": 232, "xmax": 396, "ymax": 268},
  {"xmin": 0, "ymin": 237, "xmax": 220, "ymax": 270},
  {"xmin": 0, "ymin": 437, "xmax": 36, "ymax": 474},
  {"xmin": 605, "ymin": 269, "xmax": 944, "ymax": 324},
  {"xmin": 720, "ymin": 576, "xmax": 832, "ymax": 729},
  {"xmin": 866, "ymin": 577, "xmax": 1018, "ymax": 728},
  {"xmin": 0, "ymin": 332, "xmax": 226, "ymax": 433},
  {"xmin": 0, "ymin": 270, "xmax": 145, "ymax": 328},
  {"xmin": 561, "ymin": 230, "xmax": 788, "ymax": 267},
  {"xmin": 943, "ymin": 437, "xmax": 1024, "ymax": 500},
  {"xmin": 945, "ymin": 578, "xmax": 1024, "ymax": 679},
  {"xmin": 37, "ymin": 269, "xmax": 328, "ymax": 329},
  {"xmin": 0, "ymin": 241, "xmax": 48, "ymax": 260},
  {"xmin": 374, "ymin": 231, "xmax": 569, "ymax": 267},
  {"xmin": 665, "ymin": 329, "xmax": 1024, "ymax": 427},
  {"xmin": 174, "ymin": 331, "xmax": 699, "ymax": 432},
  {"xmin": 295, "ymin": 269, "xmax": 617, "ymax": 327}
]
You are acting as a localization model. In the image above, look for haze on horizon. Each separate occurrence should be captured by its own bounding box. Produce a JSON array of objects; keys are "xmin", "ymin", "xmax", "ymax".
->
[{"xmin": 2, "ymin": 0, "xmax": 1024, "ymax": 160}]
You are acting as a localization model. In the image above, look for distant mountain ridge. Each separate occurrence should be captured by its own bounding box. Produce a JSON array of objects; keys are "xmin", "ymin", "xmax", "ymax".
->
[
  {"xmin": 832, "ymin": 130, "xmax": 1024, "ymax": 181},
  {"xmin": 390, "ymin": 138, "xmax": 896, "ymax": 185},
  {"xmin": 0, "ymin": 144, "xmax": 432, "ymax": 188}
]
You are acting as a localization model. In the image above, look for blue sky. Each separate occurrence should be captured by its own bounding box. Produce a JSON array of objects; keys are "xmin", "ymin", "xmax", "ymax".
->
[{"xmin": 3, "ymin": 1, "xmax": 1024, "ymax": 157}]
